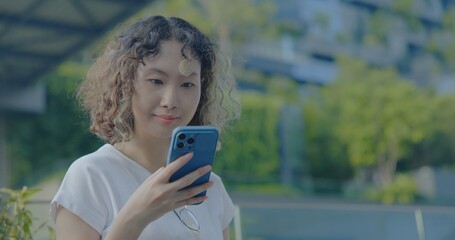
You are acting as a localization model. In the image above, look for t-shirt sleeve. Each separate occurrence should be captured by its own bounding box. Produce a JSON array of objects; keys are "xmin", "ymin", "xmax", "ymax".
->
[{"xmin": 50, "ymin": 157, "xmax": 109, "ymax": 234}]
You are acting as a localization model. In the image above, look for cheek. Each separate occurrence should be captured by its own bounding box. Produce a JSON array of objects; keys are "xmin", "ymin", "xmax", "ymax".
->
[
  {"xmin": 131, "ymin": 92, "xmax": 150, "ymax": 118},
  {"xmin": 185, "ymin": 90, "xmax": 201, "ymax": 116},
  {"xmin": 193, "ymin": 89, "xmax": 202, "ymax": 110}
]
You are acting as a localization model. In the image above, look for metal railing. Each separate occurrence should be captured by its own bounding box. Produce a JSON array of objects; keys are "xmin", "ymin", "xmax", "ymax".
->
[
  {"xmin": 28, "ymin": 200, "xmax": 455, "ymax": 240},
  {"xmin": 233, "ymin": 201, "xmax": 455, "ymax": 240}
]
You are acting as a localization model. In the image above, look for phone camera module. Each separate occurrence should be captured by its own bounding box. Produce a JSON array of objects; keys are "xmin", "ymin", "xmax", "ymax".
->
[{"xmin": 178, "ymin": 133, "xmax": 186, "ymax": 140}]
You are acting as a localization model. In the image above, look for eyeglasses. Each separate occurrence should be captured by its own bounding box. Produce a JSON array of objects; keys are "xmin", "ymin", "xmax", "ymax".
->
[{"xmin": 173, "ymin": 205, "xmax": 200, "ymax": 239}]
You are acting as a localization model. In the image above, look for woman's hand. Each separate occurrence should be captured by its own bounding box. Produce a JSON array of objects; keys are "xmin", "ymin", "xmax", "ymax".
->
[{"xmin": 105, "ymin": 152, "xmax": 213, "ymax": 240}]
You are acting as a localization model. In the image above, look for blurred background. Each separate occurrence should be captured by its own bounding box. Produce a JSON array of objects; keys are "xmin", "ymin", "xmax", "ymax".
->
[{"xmin": 1, "ymin": 0, "xmax": 455, "ymax": 239}]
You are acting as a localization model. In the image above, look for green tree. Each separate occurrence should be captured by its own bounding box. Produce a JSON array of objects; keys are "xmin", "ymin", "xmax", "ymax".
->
[
  {"xmin": 323, "ymin": 56, "xmax": 433, "ymax": 187},
  {"xmin": 302, "ymin": 87, "xmax": 353, "ymax": 185},
  {"xmin": 402, "ymin": 93, "xmax": 455, "ymax": 171}
]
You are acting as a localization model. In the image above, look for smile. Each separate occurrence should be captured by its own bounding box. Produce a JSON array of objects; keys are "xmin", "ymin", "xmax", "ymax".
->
[{"xmin": 154, "ymin": 115, "xmax": 178, "ymax": 124}]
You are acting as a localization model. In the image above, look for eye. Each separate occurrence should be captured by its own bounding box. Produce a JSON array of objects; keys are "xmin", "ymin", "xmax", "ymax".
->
[
  {"xmin": 148, "ymin": 79, "xmax": 163, "ymax": 85},
  {"xmin": 181, "ymin": 82, "xmax": 195, "ymax": 88}
]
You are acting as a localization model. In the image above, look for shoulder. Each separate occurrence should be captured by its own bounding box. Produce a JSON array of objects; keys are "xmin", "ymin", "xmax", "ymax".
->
[
  {"xmin": 61, "ymin": 144, "xmax": 129, "ymax": 189},
  {"xmin": 67, "ymin": 144, "xmax": 119, "ymax": 175},
  {"xmin": 50, "ymin": 145, "xmax": 118, "ymax": 231}
]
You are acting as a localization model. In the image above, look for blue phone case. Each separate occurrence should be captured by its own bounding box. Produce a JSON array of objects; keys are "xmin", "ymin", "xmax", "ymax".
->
[{"xmin": 166, "ymin": 126, "xmax": 219, "ymax": 200}]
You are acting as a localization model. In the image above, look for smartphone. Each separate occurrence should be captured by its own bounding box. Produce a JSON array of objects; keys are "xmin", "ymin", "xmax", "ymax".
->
[{"xmin": 166, "ymin": 126, "xmax": 219, "ymax": 201}]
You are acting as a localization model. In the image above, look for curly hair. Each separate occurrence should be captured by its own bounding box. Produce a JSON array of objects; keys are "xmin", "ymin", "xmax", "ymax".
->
[{"xmin": 77, "ymin": 16, "xmax": 240, "ymax": 144}]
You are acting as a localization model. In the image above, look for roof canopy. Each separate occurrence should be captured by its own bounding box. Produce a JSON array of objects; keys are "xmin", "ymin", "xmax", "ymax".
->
[{"xmin": 0, "ymin": 0, "xmax": 155, "ymax": 91}]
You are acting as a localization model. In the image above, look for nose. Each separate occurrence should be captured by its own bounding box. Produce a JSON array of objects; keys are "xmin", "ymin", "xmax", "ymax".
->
[{"xmin": 160, "ymin": 86, "xmax": 178, "ymax": 109}]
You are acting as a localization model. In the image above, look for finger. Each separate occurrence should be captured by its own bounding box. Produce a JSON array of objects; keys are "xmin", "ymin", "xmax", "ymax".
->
[
  {"xmin": 176, "ymin": 181, "xmax": 214, "ymax": 206},
  {"xmin": 170, "ymin": 165, "xmax": 212, "ymax": 190},
  {"xmin": 152, "ymin": 167, "xmax": 165, "ymax": 176},
  {"xmin": 178, "ymin": 181, "xmax": 214, "ymax": 200},
  {"xmin": 162, "ymin": 152, "xmax": 193, "ymax": 177}
]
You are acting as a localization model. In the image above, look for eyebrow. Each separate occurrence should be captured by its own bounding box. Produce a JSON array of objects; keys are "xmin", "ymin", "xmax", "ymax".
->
[
  {"xmin": 142, "ymin": 67, "xmax": 199, "ymax": 78},
  {"xmin": 182, "ymin": 71, "xmax": 199, "ymax": 78},
  {"xmin": 142, "ymin": 67, "xmax": 168, "ymax": 77}
]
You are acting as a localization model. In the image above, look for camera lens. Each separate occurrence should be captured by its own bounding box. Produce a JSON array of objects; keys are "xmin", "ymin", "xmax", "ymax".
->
[
  {"xmin": 187, "ymin": 137, "xmax": 195, "ymax": 144},
  {"xmin": 177, "ymin": 142, "xmax": 184, "ymax": 149},
  {"xmin": 178, "ymin": 133, "xmax": 186, "ymax": 140}
]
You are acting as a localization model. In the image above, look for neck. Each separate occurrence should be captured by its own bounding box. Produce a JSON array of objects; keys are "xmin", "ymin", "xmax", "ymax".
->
[{"xmin": 114, "ymin": 136, "xmax": 170, "ymax": 173}]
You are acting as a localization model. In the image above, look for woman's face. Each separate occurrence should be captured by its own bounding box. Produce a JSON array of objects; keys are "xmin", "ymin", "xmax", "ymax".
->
[{"xmin": 131, "ymin": 39, "xmax": 201, "ymax": 140}]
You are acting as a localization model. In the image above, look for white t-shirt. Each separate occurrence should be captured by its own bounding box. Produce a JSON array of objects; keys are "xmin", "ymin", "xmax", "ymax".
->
[{"xmin": 50, "ymin": 144, "xmax": 235, "ymax": 239}]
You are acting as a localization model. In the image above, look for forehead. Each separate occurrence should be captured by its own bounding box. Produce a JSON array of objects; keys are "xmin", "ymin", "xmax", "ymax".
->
[
  {"xmin": 138, "ymin": 39, "xmax": 201, "ymax": 74},
  {"xmin": 160, "ymin": 39, "xmax": 183, "ymax": 55},
  {"xmin": 155, "ymin": 39, "xmax": 197, "ymax": 60}
]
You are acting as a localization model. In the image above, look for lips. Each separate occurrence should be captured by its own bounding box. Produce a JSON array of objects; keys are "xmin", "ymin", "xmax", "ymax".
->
[{"xmin": 154, "ymin": 114, "xmax": 178, "ymax": 124}]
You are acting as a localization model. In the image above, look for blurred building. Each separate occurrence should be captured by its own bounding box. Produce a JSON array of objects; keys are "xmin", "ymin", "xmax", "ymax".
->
[{"xmin": 242, "ymin": 0, "xmax": 455, "ymax": 92}]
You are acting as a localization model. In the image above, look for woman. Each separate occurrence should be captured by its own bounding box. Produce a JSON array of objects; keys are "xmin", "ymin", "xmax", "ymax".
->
[{"xmin": 50, "ymin": 15, "xmax": 240, "ymax": 239}]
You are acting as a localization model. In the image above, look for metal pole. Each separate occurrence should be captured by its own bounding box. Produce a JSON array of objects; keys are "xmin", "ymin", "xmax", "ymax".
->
[
  {"xmin": 415, "ymin": 208, "xmax": 426, "ymax": 240},
  {"xmin": 234, "ymin": 205, "xmax": 242, "ymax": 240}
]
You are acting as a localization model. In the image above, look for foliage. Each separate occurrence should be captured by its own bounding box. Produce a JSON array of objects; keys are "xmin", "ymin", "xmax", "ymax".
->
[
  {"xmin": 0, "ymin": 187, "xmax": 54, "ymax": 240},
  {"xmin": 6, "ymin": 62, "xmax": 102, "ymax": 187},
  {"xmin": 264, "ymin": 75, "xmax": 300, "ymax": 103},
  {"xmin": 408, "ymin": 94, "xmax": 455, "ymax": 168},
  {"xmin": 432, "ymin": 94, "xmax": 455, "ymax": 158},
  {"xmin": 215, "ymin": 92, "xmax": 283, "ymax": 185},
  {"xmin": 301, "ymin": 86, "xmax": 353, "ymax": 182},
  {"xmin": 231, "ymin": 183, "xmax": 301, "ymax": 196},
  {"xmin": 425, "ymin": 7, "xmax": 455, "ymax": 68},
  {"xmin": 365, "ymin": 174, "xmax": 418, "ymax": 204},
  {"xmin": 363, "ymin": 10, "xmax": 389, "ymax": 46},
  {"xmin": 321, "ymin": 56, "xmax": 433, "ymax": 187},
  {"xmin": 392, "ymin": 0, "xmax": 422, "ymax": 31}
]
